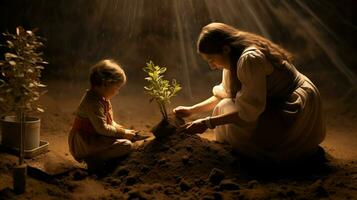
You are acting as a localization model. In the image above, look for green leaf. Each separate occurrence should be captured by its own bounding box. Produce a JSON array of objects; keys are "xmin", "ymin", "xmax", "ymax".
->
[
  {"xmin": 9, "ymin": 61, "xmax": 16, "ymax": 66},
  {"xmin": 160, "ymin": 67, "xmax": 166, "ymax": 73},
  {"xmin": 6, "ymin": 40, "xmax": 14, "ymax": 47},
  {"xmin": 143, "ymin": 61, "xmax": 182, "ymax": 118},
  {"xmin": 5, "ymin": 53, "xmax": 18, "ymax": 59},
  {"xmin": 144, "ymin": 86, "xmax": 153, "ymax": 91},
  {"xmin": 37, "ymin": 83, "xmax": 46, "ymax": 87},
  {"xmin": 35, "ymin": 66, "xmax": 45, "ymax": 69},
  {"xmin": 16, "ymin": 27, "xmax": 21, "ymax": 35},
  {"xmin": 144, "ymin": 77, "xmax": 152, "ymax": 81}
]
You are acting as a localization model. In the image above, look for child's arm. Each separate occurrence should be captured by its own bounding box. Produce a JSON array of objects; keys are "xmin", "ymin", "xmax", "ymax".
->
[
  {"xmin": 112, "ymin": 121, "xmax": 124, "ymax": 129},
  {"xmin": 113, "ymin": 120, "xmax": 148, "ymax": 141},
  {"xmin": 87, "ymin": 101, "xmax": 126, "ymax": 138},
  {"xmin": 109, "ymin": 103, "xmax": 127, "ymax": 133}
]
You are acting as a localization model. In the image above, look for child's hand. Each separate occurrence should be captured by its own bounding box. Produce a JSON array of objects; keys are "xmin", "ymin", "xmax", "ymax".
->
[
  {"xmin": 124, "ymin": 129, "xmax": 137, "ymax": 140},
  {"xmin": 131, "ymin": 132, "xmax": 150, "ymax": 142},
  {"xmin": 173, "ymin": 106, "xmax": 193, "ymax": 118},
  {"xmin": 124, "ymin": 129, "xmax": 150, "ymax": 142}
]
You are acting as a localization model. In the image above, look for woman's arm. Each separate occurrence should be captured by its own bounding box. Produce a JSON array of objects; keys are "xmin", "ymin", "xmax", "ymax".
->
[
  {"xmin": 210, "ymin": 110, "xmax": 248, "ymax": 126},
  {"xmin": 184, "ymin": 110, "xmax": 248, "ymax": 134},
  {"xmin": 173, "ymin": 96, "xmax": 220, "ymax": 117},
  {"xmin": 191, "ymin": 96, "xmax": 221, "ymax": 113}
]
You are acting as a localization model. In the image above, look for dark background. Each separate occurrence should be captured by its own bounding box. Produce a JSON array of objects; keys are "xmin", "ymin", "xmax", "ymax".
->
[{"xmin": 0, "ymin": 0, "xmax": 356, "ymax": 97}]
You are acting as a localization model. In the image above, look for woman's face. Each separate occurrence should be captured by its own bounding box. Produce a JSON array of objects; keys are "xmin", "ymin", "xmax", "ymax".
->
[{"xmin": 200, "ymin": 53, "xmax": 230, "ymax": 70}]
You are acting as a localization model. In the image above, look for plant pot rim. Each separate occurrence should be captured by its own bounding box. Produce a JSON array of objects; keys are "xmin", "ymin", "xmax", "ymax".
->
[{"xmin": 1, "ymin": 115, "xmax": 41, "ymax": 123}]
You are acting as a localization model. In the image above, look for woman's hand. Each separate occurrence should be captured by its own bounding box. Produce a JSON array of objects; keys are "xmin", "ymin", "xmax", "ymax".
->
[
  {"xmin": 182, "ymin": 118, "xmax": 208, "ymax": 134},
  {"xmin": 173, "ymin": 106, "xmax": 193, "ymax": 118}
]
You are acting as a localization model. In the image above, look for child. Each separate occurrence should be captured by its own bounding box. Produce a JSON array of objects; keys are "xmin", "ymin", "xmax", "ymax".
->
[{"xmin": 68, "ymin": 59, "xmax": 143, "ymax": 170}]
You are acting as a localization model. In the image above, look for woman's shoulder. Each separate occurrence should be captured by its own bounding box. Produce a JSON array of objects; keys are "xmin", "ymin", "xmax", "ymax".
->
[
  {"xmin": 238, "ymin": 46, "xmax": 266, "ymax": 68},
  {"xmin": 241, "ymin": 46, "xmax": 265, "ymax": 60},
  {"xmin": 237, "ymin": 46, "xmax": 273, "ymax": 75}
]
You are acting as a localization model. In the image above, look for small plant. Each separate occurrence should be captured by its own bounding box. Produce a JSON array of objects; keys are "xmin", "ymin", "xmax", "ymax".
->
[
  {"xmin": 0, "ymin": 27, "xmax": 47, "ymax": 118},
  {"xmin": 143, "ymin": 61, "xmax": 181, "ymax": 120}
]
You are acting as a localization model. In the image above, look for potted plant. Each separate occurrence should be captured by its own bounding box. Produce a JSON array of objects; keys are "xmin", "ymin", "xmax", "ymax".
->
[
  {"xmin": 143, "ymin": 61, "xmax": 184, "ymax": 139},
  {"xmin": 0, "ymin": 27, "xmax": 48, "ymax": 193}
]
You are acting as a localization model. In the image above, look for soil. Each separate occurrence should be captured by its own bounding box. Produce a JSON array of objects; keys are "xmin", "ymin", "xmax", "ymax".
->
[
  {"xmin": 151, "ymin": 115, "xmax": 185, "ymax": 140},
  {"xmin": 0, "ymin": 79, "xmax": 357, "ymax": 200}
]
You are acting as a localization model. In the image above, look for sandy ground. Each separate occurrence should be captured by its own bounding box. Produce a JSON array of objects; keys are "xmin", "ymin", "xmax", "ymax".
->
[{"xmin": 0, "ymin": 79, "xmax": 357, "ymax": 200}]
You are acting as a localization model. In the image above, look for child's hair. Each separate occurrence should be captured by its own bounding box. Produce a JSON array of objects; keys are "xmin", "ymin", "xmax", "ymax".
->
[{"xmin": 89, "ymin": 59, "xmax": 127, "ymax": 87}]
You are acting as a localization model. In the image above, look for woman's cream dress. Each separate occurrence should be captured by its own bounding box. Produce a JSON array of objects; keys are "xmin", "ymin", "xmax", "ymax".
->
[{"xmin": 212, "ymin": 46, "xmax": 325, "ymax": 163}]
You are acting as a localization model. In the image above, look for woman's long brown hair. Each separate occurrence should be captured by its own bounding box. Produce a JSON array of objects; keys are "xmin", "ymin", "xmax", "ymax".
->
[{"xmin": 197, "ymin": 22, "xmax": 293, "ymax": 98}]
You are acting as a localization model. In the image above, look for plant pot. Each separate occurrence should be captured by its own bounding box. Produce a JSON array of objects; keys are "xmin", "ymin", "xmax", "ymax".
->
[{"xmin": 0, "ymin": 116, "xmax": 41, "ymax": 150}]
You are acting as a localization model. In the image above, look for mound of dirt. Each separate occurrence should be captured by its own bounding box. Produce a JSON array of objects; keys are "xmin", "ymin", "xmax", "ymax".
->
[
  {"xmin": 88, "ymin": 119, "xmax": 346, "ymax": 200},
  {"xmin": 2, "ymin": 90, "xmax": 356, "ymax": 199},
  {"xmin": 110, "ymin": 132, "xmax": 243, "ymax": 199}
]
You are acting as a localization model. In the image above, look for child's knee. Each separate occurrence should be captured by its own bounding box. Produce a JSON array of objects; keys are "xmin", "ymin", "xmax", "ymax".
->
[
  {"xmin": 114, "ymin": 139, "xmax": 133, "ymax": 152},
  {"xmin": 125, "ymin": 140, "xmax": 134, "ymax": 151}
]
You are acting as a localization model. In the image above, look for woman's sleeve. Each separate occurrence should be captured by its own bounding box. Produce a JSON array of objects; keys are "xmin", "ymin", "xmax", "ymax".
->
[
  {"xmin": 212, "ymin": 69, "xmax": 232, "ymax": 98},
  {"xmin": 235, "ymin": 51, "xmax": 268, "ymax": 122},
  {"xmin": 87, "ymin": 101, "xmax": 125, "ymax": 137}
]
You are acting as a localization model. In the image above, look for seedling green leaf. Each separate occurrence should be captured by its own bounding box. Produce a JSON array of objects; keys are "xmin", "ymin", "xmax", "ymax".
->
[{"xmin": 143, "ymin": 61, "xmax": 181, "ymax": 119}]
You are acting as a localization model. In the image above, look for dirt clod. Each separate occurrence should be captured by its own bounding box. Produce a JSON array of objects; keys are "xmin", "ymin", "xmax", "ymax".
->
[
  {"xmin": 72, "ymin": 169, "xmax": 88, "ymax": 181},
  {"xmin": 247, "ymin": 180, "xmax": 259, "ymax": 188},
  {"xmin": 125, "ymin": 176, "xmax": 137, "ymax": 186},
  {"xmin": 219, "ymin": 179, "xmax": 240, "ymax": 191},
  {"xmin": 209, "ymin": 168, "xmax": 225, "ymax": 185},
  {"xmin": 114, "ymin": 166, "xmax": 130, "ymax": 177},
  {"xmin": 179, "ymin": 179, "xmax": 192, "ymax": 191}
]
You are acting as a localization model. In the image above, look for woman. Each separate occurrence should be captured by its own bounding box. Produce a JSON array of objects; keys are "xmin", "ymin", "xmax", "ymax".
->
[{"xmin": 173, "ymin": 23, "xmax": 325, "ymax": 164}]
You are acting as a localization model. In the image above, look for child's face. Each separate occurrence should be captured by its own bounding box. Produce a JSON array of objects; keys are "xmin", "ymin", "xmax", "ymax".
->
[{"xmin": 102, "ymin": 82, "xmax": 122, "ymax": 99}]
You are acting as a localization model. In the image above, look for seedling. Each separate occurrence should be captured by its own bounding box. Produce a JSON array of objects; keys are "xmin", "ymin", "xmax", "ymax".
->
[{"xmin": 143, "ymin": 61, "xmax": 181, "ymax": 120}]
